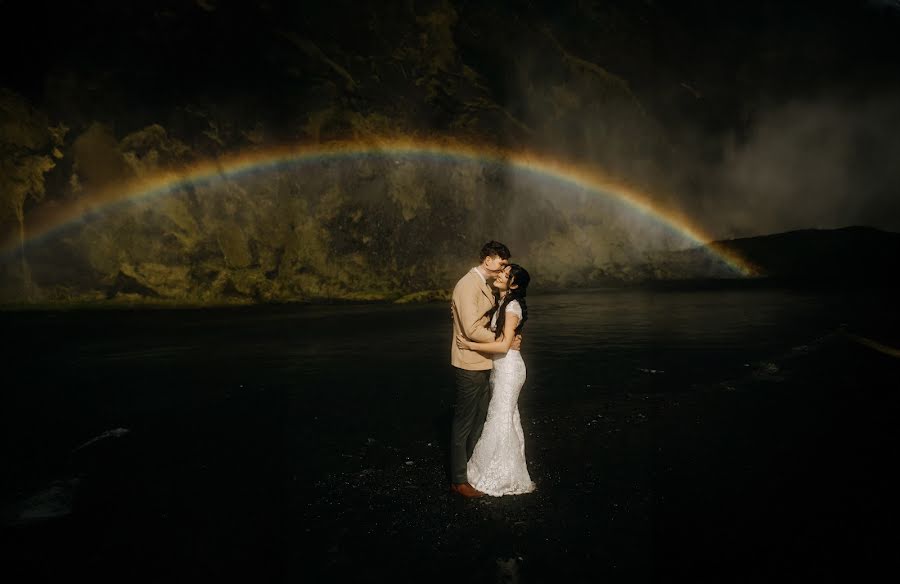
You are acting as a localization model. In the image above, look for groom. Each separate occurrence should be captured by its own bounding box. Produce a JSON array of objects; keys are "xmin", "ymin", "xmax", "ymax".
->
[{"xmin": 449, "ymin": 240, "xmax": 520, "ymax": 498}]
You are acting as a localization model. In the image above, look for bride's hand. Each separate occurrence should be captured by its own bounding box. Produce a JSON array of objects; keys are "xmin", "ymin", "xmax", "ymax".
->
[{"xmin": 456, "ymin": 334, "xmax": 471, "ymax": 350}]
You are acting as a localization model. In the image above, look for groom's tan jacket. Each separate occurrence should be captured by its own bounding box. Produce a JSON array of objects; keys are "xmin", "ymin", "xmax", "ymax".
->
[{"xmin": 451, "ymin": 268, "xmax": 497, "ymax": 370}]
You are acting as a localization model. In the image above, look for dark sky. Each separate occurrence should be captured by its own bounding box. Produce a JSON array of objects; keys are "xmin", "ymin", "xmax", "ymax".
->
[{"xmin": 2, "ymin": 0, "xmax": 899, "ymax": 235}]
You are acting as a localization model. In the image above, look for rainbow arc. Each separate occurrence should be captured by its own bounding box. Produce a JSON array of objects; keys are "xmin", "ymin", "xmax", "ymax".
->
[{"xmin": 1, "ymin": 138, "xmax": 755, "ymax": 275}]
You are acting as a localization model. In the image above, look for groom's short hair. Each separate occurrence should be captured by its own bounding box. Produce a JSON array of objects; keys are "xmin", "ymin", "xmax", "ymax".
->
[{"xmin": 480, "ymin": 241, "xmax": 511, "ymax": 261}]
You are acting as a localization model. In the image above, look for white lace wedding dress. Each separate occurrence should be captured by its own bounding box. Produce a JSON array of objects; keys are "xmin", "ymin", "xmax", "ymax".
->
[{"xmin": 467, "ymin": 300, "xmax": 536, "ymax": 496}]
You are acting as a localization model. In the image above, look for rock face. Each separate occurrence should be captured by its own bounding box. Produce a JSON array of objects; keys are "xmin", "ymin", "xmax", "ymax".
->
[
  {"xmin": 11, "ymin": 145, "xmax": 717, "ymax": 304},
  {"xmin": 2, "ymin": 1, "xmax": 895, "ymax": 304}
]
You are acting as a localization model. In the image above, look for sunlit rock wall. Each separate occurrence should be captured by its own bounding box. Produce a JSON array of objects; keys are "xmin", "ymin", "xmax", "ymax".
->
[{"xmin": 0, "ymin": 2, "xmax": 742, "ymax": 305}]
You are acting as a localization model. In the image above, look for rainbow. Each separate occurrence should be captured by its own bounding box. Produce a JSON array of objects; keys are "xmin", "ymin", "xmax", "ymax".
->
[{"xmin": 1, "ymin": 138, "xmax": 756, "ymax": 275}]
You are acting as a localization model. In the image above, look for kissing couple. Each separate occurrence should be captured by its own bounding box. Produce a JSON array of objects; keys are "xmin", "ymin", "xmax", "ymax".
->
[{"xmin": 449, "ymin": 241, "xmax": 536, "ymax": 498}]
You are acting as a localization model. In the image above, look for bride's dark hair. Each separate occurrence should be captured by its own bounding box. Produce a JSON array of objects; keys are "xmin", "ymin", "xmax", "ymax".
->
[{"xmin": 488, "ymin": 264, "xmax": 530, "ymax": 340}]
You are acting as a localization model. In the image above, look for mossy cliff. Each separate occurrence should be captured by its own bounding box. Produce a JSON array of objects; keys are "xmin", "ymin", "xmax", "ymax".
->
[{"xmin": 10, "ymin": 1, "xmax": 870, "ymax": 304}]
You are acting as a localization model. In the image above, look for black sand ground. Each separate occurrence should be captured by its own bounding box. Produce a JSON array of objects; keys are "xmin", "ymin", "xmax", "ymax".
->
[{"xmin": 1, "ymin": 302, "xmax": 897, "ymax": 583}]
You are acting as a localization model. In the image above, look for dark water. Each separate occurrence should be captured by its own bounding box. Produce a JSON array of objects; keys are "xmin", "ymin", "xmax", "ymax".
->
[{"xmin": 1, "ymin": 288, "xmax": 897, "ymax": 582}]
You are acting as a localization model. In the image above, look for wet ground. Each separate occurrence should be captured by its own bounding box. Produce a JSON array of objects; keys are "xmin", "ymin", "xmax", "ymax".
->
[{"xmin": 1, "ymin": 290, "xmax": 897, "ymax": 582}]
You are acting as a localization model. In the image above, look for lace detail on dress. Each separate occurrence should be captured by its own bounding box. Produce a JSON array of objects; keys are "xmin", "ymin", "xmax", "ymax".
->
[
  {"xmin": 490, "ymin": 299, "xmax": 522, "ymax": 333},
  {"xmin": 467, "ymin": 299, "xmax": 535, "ymax": 496},
  {"xmin": 505, "ymin": 299, "xmax": 522, "ymax": 320}
]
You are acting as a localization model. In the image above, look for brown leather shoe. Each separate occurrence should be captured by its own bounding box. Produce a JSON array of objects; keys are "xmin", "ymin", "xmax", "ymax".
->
[{"xmin": 450, "ymin": 482, "xmax": 485, "ymax": 498}]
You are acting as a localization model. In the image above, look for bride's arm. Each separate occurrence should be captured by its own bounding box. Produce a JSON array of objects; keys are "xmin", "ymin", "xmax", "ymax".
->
[{"xmin": 456, "ymin": 314, "xmax": 520, "ymax": 354}]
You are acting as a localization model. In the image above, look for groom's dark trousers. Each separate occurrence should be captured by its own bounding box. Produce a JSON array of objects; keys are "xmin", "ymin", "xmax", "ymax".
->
[{"xmin": 450, "ymin": 367, "xmax": 492, "ymax": 484}]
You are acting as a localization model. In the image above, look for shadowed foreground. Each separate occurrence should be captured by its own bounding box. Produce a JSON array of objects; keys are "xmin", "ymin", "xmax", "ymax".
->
[{"xmin": 1, "ymin": 298, "xmax": 897, "ymax": 582}]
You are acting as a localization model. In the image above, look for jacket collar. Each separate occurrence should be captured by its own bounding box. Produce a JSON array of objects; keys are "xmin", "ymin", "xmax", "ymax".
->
[{"xmin": 470, "ymin": 269, "xmax": 494, "ymax": 302}]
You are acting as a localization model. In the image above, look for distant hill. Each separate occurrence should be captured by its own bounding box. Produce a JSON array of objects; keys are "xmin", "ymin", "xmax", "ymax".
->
[{"xmin": 650, "ymin": 226, "xmax": 900, "ymax": 288}]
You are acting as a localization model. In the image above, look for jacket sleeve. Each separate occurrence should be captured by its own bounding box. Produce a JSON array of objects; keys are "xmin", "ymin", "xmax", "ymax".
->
[{"xmin": 455, "ymin": 279, "xmax": 495, "ymax": 343}]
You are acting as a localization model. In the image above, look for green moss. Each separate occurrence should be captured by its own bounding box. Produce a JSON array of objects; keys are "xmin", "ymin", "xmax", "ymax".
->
[{"xmin": 394, "ymin": 289, "xmax": 452, "ymax": 304}]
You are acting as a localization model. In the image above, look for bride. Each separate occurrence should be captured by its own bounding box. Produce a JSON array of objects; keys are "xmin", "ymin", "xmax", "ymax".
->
[{"xmin": 456, "ymin": 264, "xmax": 536, "ymax": 497}]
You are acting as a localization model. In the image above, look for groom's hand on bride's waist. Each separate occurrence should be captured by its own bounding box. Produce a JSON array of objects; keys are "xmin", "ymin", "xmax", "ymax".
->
[{"xmin": 511, "ymin": 334, "xmax": 523, "ymax": 350}]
